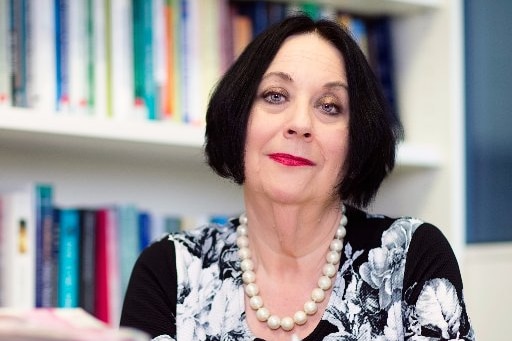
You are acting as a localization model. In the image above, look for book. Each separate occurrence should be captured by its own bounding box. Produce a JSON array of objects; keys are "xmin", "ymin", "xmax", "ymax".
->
[
  {"xmin": 117, "ymin": 204, "xmax": 139, "ymax": 299},
  {"xmin": 0, "ymin": 186, "xmax": 36, "ymax": 308},
  {"xmin": 68, "ymin": 0, "xmax": 88, "ymax": 115},
  {"xmin": 93, "ymin": 0, "xmax": 107, "ymax": 118},
  {"xmin": 366, "ymin": 16, "xmax": 398, "ymax": 118},
  {"xmin": 9, "ymin": 0, "xmax": 30, "ymax": 107},
  {"xmin": 35, "ymin": 184, "xmax": 54, "ymax": 308},
  {"xmin": 28, "ymin": 0, "xmax": 56, "ymax": 112},
  {"xmin": 94, "ymin": 207, "xmax": 120, "ymax": 325},
  {"xmin": 0, "ymin": 308, "xmax": 150, "ymax": 340},
  {"xmin": 132, "ymin": 0, "xmax": 157, "ymax": 120},
  {"xmin": 78, "ymin": 208, "xmax": 97, "ymax": 315},
  {"xmin": 55, "ymin": 0, "xmax": 70, "ymax": 113},
  {"xmin": 0, "ymin": 0, "xmax": 11, "ymax": 107},
  {"xmin": 110, "ymin": 0, "xmax": 135, "ymax": 121},
  {"xmin": 57, "ymin": 208, "xmax": 80, "ymax": 308}
]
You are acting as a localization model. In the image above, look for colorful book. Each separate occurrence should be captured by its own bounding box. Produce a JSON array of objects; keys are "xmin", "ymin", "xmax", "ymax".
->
[
  {"xmin": 35, "ymin": 184, "xmax": 55, "ymax": 308},
  {"xmin": 0, "ymin": 186, "xmax": 36, "ymax": 308},
  {"xmin": 9, "ymin": 0, "xmax": 30, "ymax": 107},
  {"xmin": 132, "ymin": 0, "xmax": 157, "ymax": 120},
  {"xmin": 138, "ymin": 211, "xmax": 152, "ymax": 251},
  {"xmin": 55, "ymin": 0, "xmax": 70, "ymax": 112},
  {"xmin": 117, "ymin": 204, "xmax": 139, "ymax": 299},
  {"xmin": 58, "ymin": 208, "xmax": 80, "ymax": 308},
  {"xmin": 95, "ymin": 207, "xmax": 120, "ymax": 325}
]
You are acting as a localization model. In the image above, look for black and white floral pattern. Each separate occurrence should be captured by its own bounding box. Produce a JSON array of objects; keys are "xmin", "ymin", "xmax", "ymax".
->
[{"xmin": 158, "ymin": 217, "xmax": 474, "ymax": 341}]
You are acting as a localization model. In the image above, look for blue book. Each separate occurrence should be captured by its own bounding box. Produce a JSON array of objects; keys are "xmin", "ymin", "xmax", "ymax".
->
[
  {"xmin": 58, "ymin": 208, "xmax": 80, "ymax": 308},
  {"xmin": 138, "ymin": 211, "xmax": 152, "ymax": 251},
  {"xmin": 118, "ymin": 204, "xmax": 139, "ymax": 297},
  {"xmin": 35, "ymin": 184, "xmax": 54, "ymax": 308},
  {"xmin": 55, "ymin": 0, "xmax": 69, "ymax": 111}
]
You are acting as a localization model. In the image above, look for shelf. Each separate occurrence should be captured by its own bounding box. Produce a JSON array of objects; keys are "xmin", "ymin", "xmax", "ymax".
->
[{"xmin": 0, "ymin": 107, "xmax": 440, "ymax": 169}]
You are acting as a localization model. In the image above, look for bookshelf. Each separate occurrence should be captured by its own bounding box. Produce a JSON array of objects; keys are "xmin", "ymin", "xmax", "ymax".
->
[
  {"xmin": 0, "ymin": 107, "xmax": 440, "ymax": 168},
  {"xmin": 1, "ymin": 0, "xmax": 468, "ymax": 325}
]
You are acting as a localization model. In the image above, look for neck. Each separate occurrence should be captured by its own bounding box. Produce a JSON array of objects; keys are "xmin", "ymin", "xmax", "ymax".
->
[{"xmin": 241, "ymin": 197, "xmax": 343, "ymax": 278}]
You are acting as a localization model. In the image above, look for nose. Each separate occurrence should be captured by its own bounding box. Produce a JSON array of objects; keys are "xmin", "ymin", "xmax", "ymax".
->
[{"xmin": 284, "ymin": 103, "xmax": 313, "ymax": 141}]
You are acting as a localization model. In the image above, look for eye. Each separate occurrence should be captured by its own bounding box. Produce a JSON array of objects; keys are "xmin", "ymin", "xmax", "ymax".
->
[
  {"xmin": 316, "ymin": 95, "xmax": 343, "ymax": 115},
  {"xmin": 262, "ymin": 89, "xmax": 288, "ymax": 105}
]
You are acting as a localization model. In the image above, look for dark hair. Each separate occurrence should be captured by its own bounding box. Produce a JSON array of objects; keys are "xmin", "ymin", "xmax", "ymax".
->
[{"xmin": 205, "ymin": 14, "xmax": 403, "ymax": 208}]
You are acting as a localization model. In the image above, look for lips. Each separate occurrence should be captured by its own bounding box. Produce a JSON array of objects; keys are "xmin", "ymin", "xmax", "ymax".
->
[{"xmin": 268, "ymin": 153, "xmax": 315, "ymax": 166}]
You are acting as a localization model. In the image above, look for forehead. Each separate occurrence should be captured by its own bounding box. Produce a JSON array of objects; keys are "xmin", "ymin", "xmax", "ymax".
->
[{"xmin": 265, "ymin": 33, "xmax": 346, "ymax": 79}]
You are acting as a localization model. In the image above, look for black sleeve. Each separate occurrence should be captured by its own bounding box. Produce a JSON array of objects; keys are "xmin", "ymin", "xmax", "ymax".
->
[
  {"xmin": 120, "ymin": 236, "xmax": 177, "ymax": 339},
  {"xmin": 403, "ymin": 223, "xmax": 463, "ymax": 301},
  {"xmin": 403, "ymin": 223, "xmax": 474, "ymax": 339}
]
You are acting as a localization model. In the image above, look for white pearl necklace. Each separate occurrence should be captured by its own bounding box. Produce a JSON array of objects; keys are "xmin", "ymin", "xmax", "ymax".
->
[{"xmin": 236, "ymin": 205, "xmax": 347, "ymax": 332}]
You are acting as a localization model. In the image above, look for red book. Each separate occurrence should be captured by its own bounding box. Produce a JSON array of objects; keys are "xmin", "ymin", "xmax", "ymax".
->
[{"xmin": 94, "ymin": 208, "xmax": 120, "ymax": 325}]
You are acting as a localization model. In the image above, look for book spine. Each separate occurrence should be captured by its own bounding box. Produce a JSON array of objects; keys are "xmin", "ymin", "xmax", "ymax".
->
[
  {"xmin": 0, "ymin": 188, "xmax": 36, "ymax": 308},
  {"xmin": 79, "ymin": 209, "xmax": 96, "ymax": 315},
  {"xmin": 58, "ymin": 208, "xmax": 80, "ymax": 308},
  {"xmin": 93, "ymin": 0, "xmax": 107, "ymax": 118},
  {"xmin": 117, "ymin": 205, "xmax": 139, "ymax": 298},
  {"xmin": 9, "ymin": 0, "xmax": 29, "ymax": 107},
  {"xmin": 68, "ymin": 0, "xmax": 88, "ymax": 114},
  {"xmin": 29, "ymin": 0, "xmax": 56, "ymax": 112},
  {"xmin": 94, "ymin": 208, "xmax": 110, "ymax": 323},
  {"xmin": 85, "ymin": 0, "xmax": 94, "ymax": 113},
  {"xmin": 110, "ymin": 0, "xmax": 134, "ymax": 121},
  {"xmin": 138, "ymin": 211, "xmax": 151, "ymax": 251},
  {"xmin": 160, "ymin": 0, "xmax": 174, "ymax": 120},
  {"xmin": 35, "ymin": 184, "xmax": 54, "ymax": 308},
  {"xmin": 55, "ymin": 0, "xmax": 70, "ymax": 112},
  {"xmin": 0, "ymin": 0, "xmax": 10, "ymax": 106}
]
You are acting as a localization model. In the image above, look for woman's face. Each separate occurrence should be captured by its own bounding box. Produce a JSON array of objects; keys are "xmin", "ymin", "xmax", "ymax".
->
[{"xmin": 244, "ymin": 33, "xmax": 350, "ymax": 205}]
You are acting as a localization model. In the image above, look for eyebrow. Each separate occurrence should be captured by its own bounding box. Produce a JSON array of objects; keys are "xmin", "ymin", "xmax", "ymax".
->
[{"xmin": 261, "ymin": 72, "xmax": 348, "ymax": 90}]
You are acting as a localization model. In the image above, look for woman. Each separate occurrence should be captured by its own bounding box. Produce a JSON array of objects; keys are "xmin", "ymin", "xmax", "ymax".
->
[{"xmin": 120, "ymin": 15, "xmax": 475, "ymax": 340}]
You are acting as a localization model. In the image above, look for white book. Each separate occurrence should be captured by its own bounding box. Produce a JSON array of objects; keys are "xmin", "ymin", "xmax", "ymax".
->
[
  {"xmin": 0, "ymin": 186, "xmax": 36, "ymax": 308},
  {"xmin": 68, "ymin": 0, "xmax": 89, "ymax": 115},
  {"xmin": 94, "ymin": 0, "xmax": 108, "ymax": 119},
  {"xmin": 184, "ymin": 0, "xmax": 201, "ymax": 124},
  {"xmin": 111, "ymin": 0, "xmax": 135, "ymax": 121},
  {"xmin": 0, "ymin": 0, "xmax": 10, "ymax": 107},
  {"xmin": 29, "ymin": 0, "xmax": 56, "ymax": 112}
]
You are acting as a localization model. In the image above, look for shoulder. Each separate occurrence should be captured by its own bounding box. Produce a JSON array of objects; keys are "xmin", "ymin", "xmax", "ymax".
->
[{"xmin": 344, "ymin": 205, "xmax": 424, "ymax": 251}]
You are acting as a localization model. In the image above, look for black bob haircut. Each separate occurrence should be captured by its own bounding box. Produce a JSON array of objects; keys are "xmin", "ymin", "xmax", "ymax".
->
[{"xmin": 205, "ymin": 14, "xmax": 403, "ymax": 208}]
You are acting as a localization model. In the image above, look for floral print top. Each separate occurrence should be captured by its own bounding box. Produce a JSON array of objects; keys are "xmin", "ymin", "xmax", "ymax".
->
[{"xmin": 120, "ymin": 206, "xmax": 475, "ymax": 340}]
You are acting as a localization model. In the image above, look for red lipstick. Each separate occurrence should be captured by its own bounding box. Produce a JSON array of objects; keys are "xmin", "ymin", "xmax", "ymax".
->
[{"xmin": 268, "ymin": 153, "xmax": 315, "ymax": 166}]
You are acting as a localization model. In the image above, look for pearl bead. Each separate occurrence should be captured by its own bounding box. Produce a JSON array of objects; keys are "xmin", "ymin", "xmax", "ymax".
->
[
  {"xmin": 326, "ymin": 250, "xmax": 341, "ymax": 264},
  {"xmin": 330, "ymin": 239, "xmax": 343, "ymax": 252},
  {"xmin": 256, "ymin": 307, "xmax": 270, "ymax": 321},
  {"xmin": 311, "ymin": 287, "xmax": 325, "ymax": 303},
  {"xmin": 239, "ymin": 213, "xmax": 248, "ymax": 225},
  {"xmin": 267, "ymin": 315, "xmax": 281, "ymax": 330},
  {"xmin": 304, "ymin": 300, "xmax": 318, "ymax": 315},
  {"xmin": 242, "ymin": 270, "xmax": 255, "ymax": 284},
  {"xmin": 238, "ymin": 204, "xmax": 347, "ymax": 332},
  {"xmin": 340, "ymin": 214, "xmax": 348, "ymax": 226},
  {"xmin": 237, "ymin": 224, "xmax": 247, "ymax": 236},
  {"xmin": 318, "ymin": 275, "xmax": 332, "ymax": 290},
  {"xmin": 238, "ymin": 247, "xmax": 251, "ymax": 260},
  {"xmin": 240, "ymin": 258, "xmax": 254, "ymax": 272},
  {"xmin": 245, "ymin": 283, "xmax": 259, "ymax": 297},
  {"xmin": 281, "ymin": 316, "xmax": 294, "ymax": 331},
  {"xmin": 237, "ymin": 235, "xmax": 249, "ymax": 248},
  {"xmin": 323, "ymin": 263, "xmax": 337, "ymax": 278},
  {"xmin": 293, "ymin": 310, "xmax": 308, "ymax": 325},
  {"xmin": 336, "ymin": 226, "xmax": 347, "ymax": 239},
  {"xmin": 250, "ymin": 295, "xmax": 263, "ymax": 310}
]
